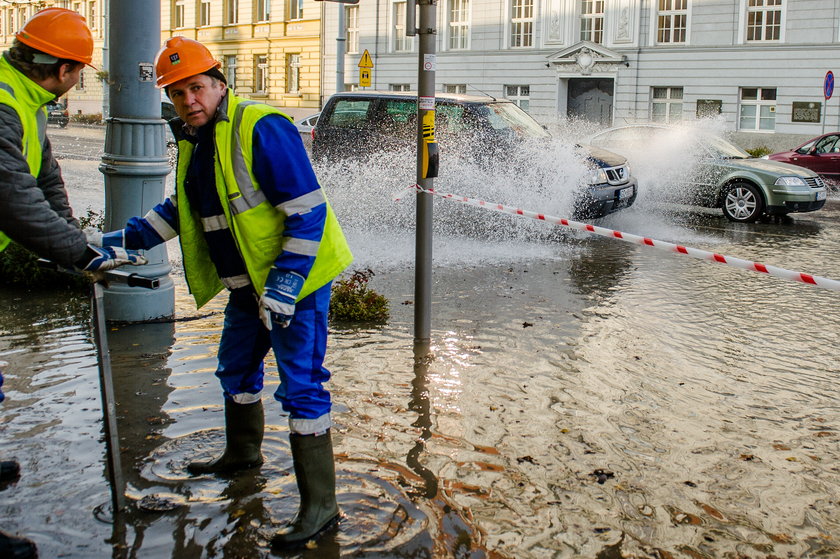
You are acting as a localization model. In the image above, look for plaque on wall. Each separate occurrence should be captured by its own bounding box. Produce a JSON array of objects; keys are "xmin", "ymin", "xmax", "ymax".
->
[
  {"xmin": 791, "ymin": 102, "xmax": 821, "ymax": 123},
  {"xmin": 696, "ymin": 99, "xmax": 722, "ymax": 118}
]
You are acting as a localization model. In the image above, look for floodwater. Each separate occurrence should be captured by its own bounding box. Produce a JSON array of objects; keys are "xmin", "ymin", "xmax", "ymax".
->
[{"xmin": 1, "ymin": 125, "xmax": 840, "ymax": 558}]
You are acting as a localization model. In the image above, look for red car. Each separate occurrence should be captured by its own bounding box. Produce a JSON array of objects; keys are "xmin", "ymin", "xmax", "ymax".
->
[{"xmin": 765, "ymin": 132, "xmax": 840, "ymax": 185}]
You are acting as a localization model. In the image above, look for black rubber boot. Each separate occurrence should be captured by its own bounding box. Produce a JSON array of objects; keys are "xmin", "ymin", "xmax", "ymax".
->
[
  {"xmin": 0, "ymin": 460, "xmax": 21, "ymax": 484},
  {"xmin": 271, "ymin": 430, "xmax": 340, "ymax": 549},
  {"xmin": 187, "ymin": 400, "xmax": 264, "ymax": 475},
  {"xmin": 0, "ymin": 530, "xmax": 37, "ymax": 559}
]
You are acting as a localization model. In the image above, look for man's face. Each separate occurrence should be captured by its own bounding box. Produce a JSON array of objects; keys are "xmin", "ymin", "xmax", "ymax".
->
[
  {"xmin": 167, "ymin": 74, "xmax": 226, "ymax": 128},
  {"xmin": 51, "ymin": 63, "xmax": 83, "ymax": 97}
]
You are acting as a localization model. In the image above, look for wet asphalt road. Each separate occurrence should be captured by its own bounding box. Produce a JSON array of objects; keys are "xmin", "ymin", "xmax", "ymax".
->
[{"xmin": 1, "ymin": 124, "xmax": 839, "ymax": 558}]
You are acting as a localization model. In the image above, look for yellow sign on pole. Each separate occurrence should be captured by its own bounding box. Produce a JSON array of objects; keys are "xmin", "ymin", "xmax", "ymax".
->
[
  {"xmin": 358, "ymin": 49, "xmax": 374, "ymax": 68},
  {"xmin": 358, "ymin": 49, "xmax": 373, "ymax": 87},
  {"xmin": 359, "ymin": 67, "xmax": 371, "ymax": 88}
]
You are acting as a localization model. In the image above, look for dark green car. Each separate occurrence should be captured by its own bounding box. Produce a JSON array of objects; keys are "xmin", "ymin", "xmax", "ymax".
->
[{"xmin": 588, "ymin": 124, "xmax": 828, "ymax": 223}]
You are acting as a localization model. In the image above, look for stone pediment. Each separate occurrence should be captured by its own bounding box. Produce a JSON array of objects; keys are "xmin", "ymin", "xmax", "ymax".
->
[{"xmin": 546, "ymin": 41, "xmax": 625, "ymax": 76}]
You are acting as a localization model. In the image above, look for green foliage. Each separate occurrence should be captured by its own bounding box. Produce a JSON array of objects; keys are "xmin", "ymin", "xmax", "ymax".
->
[
  {"xmin": 70, "ymin": 113, "xmax": 103, "ymax": 125},
  {"xmin": 0, "ymin": 209, "xmax": 103, "ymax": 290},
  {"xmin": 329, "ymin": 269, "xmax": 389, "ymax": 323},
  {"xmin": 746, "ymin": 145, "xmax": 772, "ymax": 158}
]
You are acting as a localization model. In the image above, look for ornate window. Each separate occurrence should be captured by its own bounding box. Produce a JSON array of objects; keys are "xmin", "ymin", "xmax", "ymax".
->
[
  {"xmin": 505, "ymin": 85, "xmax": 530, "ymax": 111},
  {"xmin": 225, "ymin": 55, "xmax": 237, "ymax": 90},
  {"xmin": 226, "ymin": 0, "xmax": 238, "ymax": 24},
  {"xmin": 286, "ymin": 54, "xmax": 300, "ymax": 94},
  {"xmin": 657, "ymin": 0, "xmax": 687, "ymax": 43},
  {"xmin": 651, "ymin": 87, "xmax": 683, "ymax": 123},
  {"xmin": 449, "ymin": 0, "xmax": 469, "ymax": 50},
  {"xmin": 580, "ymin": 0, "xmax": 604, "ymax": 44},
  {"xmin": 346, "ymin": 6, "xmax": 359, "ymax": 54},
  {"xmin": 746, "ymin": 0, "xmax": 782, "ymax": 41},
  {"xmin": 393, "ymin": 1, "xmax": 412, "ymax": 52},
  {"xmin": 173, "ymin": 0, "xmax": 186, "ymax": 28},
  {"xmin": 199, "ymin": 1, "xmax": 211, "ymax": 26},
  {"xmin": 739, "ymin": 87, "xmax": 776, "ymax": 131},
  {"xmin": 510, "ymin": 0, "xmax": 533, "ymax": 48},
  {"xmin": 256, "ymin": 0, "xmax": 270, "ymax": 22},
  {"xmin": 255, "ymin": 54, "xmax": 268, "ymax": 94}
]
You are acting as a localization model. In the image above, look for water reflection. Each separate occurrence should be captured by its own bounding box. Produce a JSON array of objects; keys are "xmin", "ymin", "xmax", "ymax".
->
[{"xmin": 407, "ymin": 342, "xmax": 438, "ymax": 500}]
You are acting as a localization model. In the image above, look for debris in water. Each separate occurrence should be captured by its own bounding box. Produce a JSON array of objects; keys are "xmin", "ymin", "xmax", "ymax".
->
[
  {"xmin": 137, "ymin": 493, "xmax": 185, "ymax": 512},
  {"xmin": 590, "ymin": 469, "xmax": 614, "ymax": 484}
]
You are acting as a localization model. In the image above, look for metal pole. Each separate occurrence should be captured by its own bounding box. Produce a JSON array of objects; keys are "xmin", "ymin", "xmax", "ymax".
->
[
  {"xmin": 336, "ymin": 3, "xmax": 346, "ymax": 92},
  {"xmin": 101, "ymin": 0, "xmax": 109, "ymax": 119},
  {"xmin": 101, "ymin": 0, "xmax": 174, "ymax": 322},
  {"xmin": 413, "ymin": 0, "xmax": 436, "ymax": 345},
  {"xmin": 91, "ymin": 282, "xmax": 126, "ymax": 517}
]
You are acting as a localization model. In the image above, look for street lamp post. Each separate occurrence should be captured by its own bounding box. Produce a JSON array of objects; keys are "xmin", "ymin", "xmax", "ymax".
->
[{"xmin": 99, "ymin": 0, "xmax": 174, "ymax": 322}]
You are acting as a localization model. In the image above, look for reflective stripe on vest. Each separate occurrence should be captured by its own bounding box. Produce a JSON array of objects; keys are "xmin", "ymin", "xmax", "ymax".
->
[{"xmin": 175, "ymin": 91, "xmax": 353, "ymax": 309}]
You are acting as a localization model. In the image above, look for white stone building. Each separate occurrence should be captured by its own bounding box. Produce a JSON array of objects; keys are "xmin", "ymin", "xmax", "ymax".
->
[{"xmin": 321, "ymin": 0, "xmax": 840, "ymax": 149}]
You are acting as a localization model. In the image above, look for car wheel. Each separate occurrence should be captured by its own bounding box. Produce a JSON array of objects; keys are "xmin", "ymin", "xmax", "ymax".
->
[
  {"xmin": 59, "ymin": 119, "xmax": 68, "ymax": 128},
  {"xmin": 722, "ymin": 182, "xmax": 764, "ymax": 223}
]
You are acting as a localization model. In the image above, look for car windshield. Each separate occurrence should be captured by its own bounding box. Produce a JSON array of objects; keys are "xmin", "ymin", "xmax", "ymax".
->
[
  {"xmin": 699, "ymin": 134, "xmax": 751, "ymax": 159},
  {"xmin": 472, "ymin": 102, "xmax": 550, "ymax": 139}
]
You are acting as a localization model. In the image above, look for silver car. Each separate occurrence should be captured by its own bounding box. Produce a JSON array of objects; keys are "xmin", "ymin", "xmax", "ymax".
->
[{"xmin": 588, "ymin": 124, "xmax": 827, "ymax": 223}]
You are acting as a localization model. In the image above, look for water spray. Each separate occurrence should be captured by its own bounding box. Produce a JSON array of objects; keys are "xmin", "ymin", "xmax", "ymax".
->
[{"xmin": 395, "ymin": 184, "xmax": 840, "ymax": 292}]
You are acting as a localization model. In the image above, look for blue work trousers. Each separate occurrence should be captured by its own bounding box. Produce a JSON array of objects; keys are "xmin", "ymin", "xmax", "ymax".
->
[{"xmin": 215, "ymin": 283, "xmax": 332, "ymax": 434}]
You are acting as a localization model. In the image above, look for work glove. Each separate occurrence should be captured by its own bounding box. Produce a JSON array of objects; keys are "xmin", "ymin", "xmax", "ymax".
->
[
  {"xmin": 85, "ymin": 228, "xmax": 126, "ymax": 249},
  {"xmin": 259, "ymin": 268, "xmax": 304, "ymax": 330},
  {"xmin": 75, "ymin": 244, "xmax": 147, "ymax": 272}
]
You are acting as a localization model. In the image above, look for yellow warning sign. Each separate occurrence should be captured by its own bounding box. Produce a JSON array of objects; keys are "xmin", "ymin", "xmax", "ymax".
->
[
  {"xmin": 358, "ymin": 49, "xmax": 374, "ymax": 68},
  {"xmin": 359, "ymin": 68, "xmax": 371, "ymax": 87}
]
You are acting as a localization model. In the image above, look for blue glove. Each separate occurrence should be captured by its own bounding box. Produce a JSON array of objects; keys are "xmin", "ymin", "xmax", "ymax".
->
[
  {"xmin": 75, "ymin": 244, "xmax": 147, "ymax": 272},
  {"xmin": 85, "ymin": 229, "xmax": 125, "ymax": 249},
  {"xmin": 259, "ymin": 268, "xmax": 304, "ymax": 330}
]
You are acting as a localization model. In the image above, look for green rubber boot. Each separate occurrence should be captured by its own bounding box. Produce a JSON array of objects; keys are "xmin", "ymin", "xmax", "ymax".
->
[
  {"xmin": 0, "ymin": 460, "xmax": 21, "ymax": 483},
  {"xmin": 0, "ymin": 530, "xmax": 37, "ymax": 559},
  {"xmin": 187, "ymin": 400, "xmax": 264, "ymax": 475},
  {"xmin": 271, "ymin": 431, "xmax": 340, "ymax": 549}
]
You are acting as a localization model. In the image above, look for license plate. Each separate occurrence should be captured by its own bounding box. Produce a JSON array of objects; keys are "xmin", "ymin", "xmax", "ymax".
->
[
  {"xmin": 618, "ymin": 186, "xmax": 633, "ymax": 200},
  {"xmin": 816, "ymin": 190, "xmax": 827, "ymax": 201}
]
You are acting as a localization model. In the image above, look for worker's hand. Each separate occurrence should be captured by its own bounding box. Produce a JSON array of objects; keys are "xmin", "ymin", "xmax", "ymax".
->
[
  {"xmin": 259, "ymin": 269, "xmax": 304, "ymax": 330},
  {"xmin": 84, "ymin": 227, "xmax": 103, "ymax": 246},
  {"xmin": 75, "ymin": 244, "xmax": 147, "ymax": 272},
  {"xmin": 85, "ymin": 228, "xmax": 126, "ymax": 249}
]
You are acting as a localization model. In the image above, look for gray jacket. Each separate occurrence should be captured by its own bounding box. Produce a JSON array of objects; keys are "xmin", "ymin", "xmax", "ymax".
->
[{"xmin": 0, "ymin": 103, "xmax": 87, "ymax": 268}]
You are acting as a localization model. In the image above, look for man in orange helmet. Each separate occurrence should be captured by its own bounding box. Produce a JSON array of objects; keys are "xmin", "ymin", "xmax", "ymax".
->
[
  {"xmin": 92, "ymin": 36, "xmax": 352, "ymax": 549},
  {"xmin": 0, "ymin": 8, "xmax": 146, "ymax": 558}
]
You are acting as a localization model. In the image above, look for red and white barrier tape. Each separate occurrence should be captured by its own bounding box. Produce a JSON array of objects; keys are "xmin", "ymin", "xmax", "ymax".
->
[{"xmin": 398, "ymin": 184, "xmax": 840, "ymax": 292}]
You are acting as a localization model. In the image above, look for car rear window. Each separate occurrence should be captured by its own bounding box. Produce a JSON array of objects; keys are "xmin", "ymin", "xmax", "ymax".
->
[{"xmin": 327, "ymin": 99, "xmax": 373, "ymax": 127}]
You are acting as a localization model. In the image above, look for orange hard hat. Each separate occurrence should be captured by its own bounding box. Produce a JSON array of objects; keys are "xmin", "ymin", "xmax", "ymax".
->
[
  {"xmin": 16, "ymin": 7, "xmax": 94, "ymax": 66},
  {"xmin": 154, "ymin": 36, "xmax": 221, "ymax": 89}
]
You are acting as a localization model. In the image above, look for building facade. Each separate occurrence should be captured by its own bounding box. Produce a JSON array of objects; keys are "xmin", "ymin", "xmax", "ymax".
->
[
  {"xmin": 1, "ymin": 0, "xmax": 325, "ymax": 120},
  {"xmin": 321, "ymin": 0, "xmax": 840, "ymax": 149},
  {"xmin": 1, "ymin": 0, "xmax": 105, "ymax": 115},
  {"xmin": 162, "ymin": 0, "xmax": 324, "ymax": 119}
]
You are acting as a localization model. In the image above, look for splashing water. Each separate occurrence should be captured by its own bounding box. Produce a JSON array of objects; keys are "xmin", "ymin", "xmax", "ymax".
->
[{"xmin": 315, "ymin": 118, "xmax": 728, "ymax": 271}]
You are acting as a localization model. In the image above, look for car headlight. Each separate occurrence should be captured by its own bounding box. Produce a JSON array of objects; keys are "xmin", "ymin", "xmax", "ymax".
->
[
  {"xmin": 774, "ymin": 176, "xmax": 807, "ymax": 187},
  {"xmin": 588, "ymin": 168, "xmax": 608, "ymax": 184}
]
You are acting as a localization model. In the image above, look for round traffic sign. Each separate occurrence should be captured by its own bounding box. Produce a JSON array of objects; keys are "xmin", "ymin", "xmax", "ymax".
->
[{"xmin": 825, "ymin": 71, "xmax": 834, "ymax": 100}]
